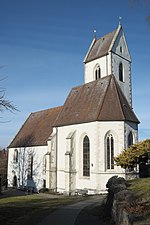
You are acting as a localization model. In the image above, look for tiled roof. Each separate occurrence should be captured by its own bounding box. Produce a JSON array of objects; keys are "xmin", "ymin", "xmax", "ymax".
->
[
  {"xmin": 9, "ymin": 106, "xmax": 62, "ymax": 148},
  {"xmin": 84, "ymin": 29, "xmax": 116, "ymax": 63},
  {"xmin": 9, "ymin": 75, "xmax": 139, "ymax": 148},
  {"xmin": 54, "ymin": 75, "xmax": 139, "ymax": 127}
]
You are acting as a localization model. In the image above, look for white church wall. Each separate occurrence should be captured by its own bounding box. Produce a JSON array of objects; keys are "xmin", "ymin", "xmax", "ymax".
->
[
  {"xmin": 84, "ymin": 56, "xmax": 109, "ymax": 83},
  {"xmin": 7, "ymin": 146, "xmax": 48, "ymax": 191},
  {"xmin": 56, "ymin": 122, "xmax": 98, "ymax": 193},
  {"xmin": 56, "ymin": 121, "xmax": 126, "ymax": 194},
  {"xmin": 111, "ymin": 53, "xmax": 131, "ymax": 105},
  {"xmin": 111, "ymin": 29, "xmax": 132, "ymax": 106},
  {"xmin": 76, "ymin": 121, "xmax": 126, "ymax": 192},
  {"xmin": 112, "ymin": 29, "xmax": 131, "ymax": 61},
  {"xmin": 125, "ymin": 121, "xmax": 138, "ymax": 148}
]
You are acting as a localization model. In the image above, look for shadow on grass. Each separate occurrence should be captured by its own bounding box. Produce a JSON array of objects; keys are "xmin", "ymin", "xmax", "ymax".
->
[{"xmin": 0, "ymin": 194, "xmax": 86, "ymax": 225}]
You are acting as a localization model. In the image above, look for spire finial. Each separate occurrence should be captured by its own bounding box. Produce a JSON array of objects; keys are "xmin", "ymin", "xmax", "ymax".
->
[
  {"xmin": 93, "ymin": 29, "xmax": 97, "ymax": 38},
  {"xmin": 119, "ymin": 16, "xmax": 122, "ymax": 25}
]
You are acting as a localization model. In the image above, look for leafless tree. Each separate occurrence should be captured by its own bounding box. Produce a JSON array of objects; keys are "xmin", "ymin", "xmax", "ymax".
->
[{"xmin": 0, "ymin": 77, "xmax": 18, "ymax": 114}]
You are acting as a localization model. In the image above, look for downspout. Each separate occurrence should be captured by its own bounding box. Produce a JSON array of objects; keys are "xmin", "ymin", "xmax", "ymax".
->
[{"xmin": 56, "ymin": 127, "xmax": 58, "ymax": 192}]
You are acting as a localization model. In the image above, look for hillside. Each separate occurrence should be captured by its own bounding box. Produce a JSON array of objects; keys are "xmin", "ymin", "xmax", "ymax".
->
[{"xmin": 128, "ymin": 177, "xmax": 150, "ymax": 202}]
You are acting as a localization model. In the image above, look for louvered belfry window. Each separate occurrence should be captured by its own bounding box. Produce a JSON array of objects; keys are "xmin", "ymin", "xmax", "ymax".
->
[{"xmin": 83, "ymin": 135, "xmax": 90, "ymax": 176}]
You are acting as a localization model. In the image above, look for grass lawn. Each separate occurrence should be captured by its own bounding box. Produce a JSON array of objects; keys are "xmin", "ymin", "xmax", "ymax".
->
[
  {"xmin": 0, "ymin": 193, "xmax": 85, "ymax": 225},
  {"xmin": 128, "ymin": 177, "xmax": 150, "ymax": 202}
]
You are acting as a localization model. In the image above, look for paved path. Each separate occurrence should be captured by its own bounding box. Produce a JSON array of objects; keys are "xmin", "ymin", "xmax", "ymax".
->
[{"xmin": 37, "ymin": 195, "xmax": 106, "ymax": 225}]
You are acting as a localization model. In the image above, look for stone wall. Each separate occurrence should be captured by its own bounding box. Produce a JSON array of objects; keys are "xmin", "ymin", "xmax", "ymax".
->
[{"xmin": 106, "ymin": 176, "xmax": 150, "ymax": 225}]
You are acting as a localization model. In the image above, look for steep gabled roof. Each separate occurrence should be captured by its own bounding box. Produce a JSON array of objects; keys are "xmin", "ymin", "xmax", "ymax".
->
[
  {"xmin": 9, "ymin": 75, "xmax": 139, "ymax": 148},
  {"xmin": 54, "ymin": 75, "xmax": 139, "ymax": 127},
  {"xmin": 84, "ymin": 24, "xmax": 122, "ymax": 63},
  {"xmin": 9, "ymin": 106, "xmax": 62, "ymax": 148}
]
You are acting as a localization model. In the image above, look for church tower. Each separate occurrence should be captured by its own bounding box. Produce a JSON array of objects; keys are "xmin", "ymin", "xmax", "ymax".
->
[{"xmin": 84, "ymin": 24, "xmax": 132, "ymax": 107}]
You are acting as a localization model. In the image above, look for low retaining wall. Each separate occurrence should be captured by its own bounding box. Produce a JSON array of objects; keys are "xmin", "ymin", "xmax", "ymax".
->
[{"xmin": 106, "ymin": 176, "xmax": 150, "ymax": 225}]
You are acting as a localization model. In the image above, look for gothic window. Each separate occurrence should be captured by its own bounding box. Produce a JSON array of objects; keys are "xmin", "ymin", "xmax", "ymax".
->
[
  {"xmin": 95, "ymin": 65, "xmax": 101, "ymax": 80},
  {"xmin": 83, "ymin": 135, "xmax": 90, "ymax": 176},
  {"xmin": 13, "ymin": 149, "xmax": 18, "ymax": 163},
  {"xmin": 27, "ymin": 154, "xmax": 33, "ymax": 180},
  {"xmin": 128, "ymin": 132, "xmax": 133, "ymax": 148},
  {"xmin": 106, "ymin": 134, "xmax": 114, "ymax": 170}
]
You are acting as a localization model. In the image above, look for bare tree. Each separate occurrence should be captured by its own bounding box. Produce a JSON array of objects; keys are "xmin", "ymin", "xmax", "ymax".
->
[
  {"xmin": 0, "ymin": 92, "xmax": 17, "ymax": 113},
  {"xmin": 0, "ymin": 77, "xmax": 18, "ymax": 113}
]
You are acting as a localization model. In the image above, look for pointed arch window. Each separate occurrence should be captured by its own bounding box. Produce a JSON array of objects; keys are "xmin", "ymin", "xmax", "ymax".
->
[
  {"xmin": 128, "ymin": 132, "xmax": 133, "ymax": 148},
  {"xmin": 13, "ymin": 149, "xmax": 18, "ymax": 163},
  {"xmin": 106, "ymin": 134, "xmax": 114, "ymax": 170},
  {"xmin": 119, "ymin": 62, "xmax": 123, "ymax": 82},
  {"xmin": 83, "ymin": 135, "xmax": 90, "ymax": 176},
  {"xmin": 95, "ymin": 65, "xmax": 101, "ymax": 80}
]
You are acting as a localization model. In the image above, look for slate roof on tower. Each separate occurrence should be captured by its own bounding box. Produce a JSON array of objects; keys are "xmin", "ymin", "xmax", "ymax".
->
[
  {"xmin": 84, "ymin": 24, "xmax": 125, "ymax": 63},
  {"xmin": 54, "ymin": 75, "xmax": 139, "ymax": 127}
]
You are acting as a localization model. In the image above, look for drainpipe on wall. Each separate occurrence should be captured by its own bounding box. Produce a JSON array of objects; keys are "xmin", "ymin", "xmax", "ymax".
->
[{"xmin": 56, "ymin": 127, "xmax": 58, "ymax": 193}]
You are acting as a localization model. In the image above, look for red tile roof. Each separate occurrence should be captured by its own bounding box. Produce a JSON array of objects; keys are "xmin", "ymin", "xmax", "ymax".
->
[
  {"xmin": 54, "ymin": 75, "xmax": 139, "ymax": 127},
  {"xmin": 9, "ymin": 106, "xmax": 62, "ymax": 148},
  {"xmin": 9, "ymin": 75, "xmax": 139, "ymax": 148}
]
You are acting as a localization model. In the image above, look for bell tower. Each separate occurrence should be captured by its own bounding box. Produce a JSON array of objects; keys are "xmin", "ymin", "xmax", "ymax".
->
[{"xmin": 84, "ymin": 24, "xmax": 132, "ymax": 107}]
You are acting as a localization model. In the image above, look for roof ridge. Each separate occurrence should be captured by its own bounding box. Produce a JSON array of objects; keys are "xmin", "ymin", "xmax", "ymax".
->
[
  {"xmin": 112, "ymin": 76, "xmax": 125, "ymax": 120},
  {"xmin": 96, "ymin": 75, "xmax": 112, "ymax": 120},
  {"xmin": 83, "ymin": 37, "xmax": 96, "ymax": 63},
  {"xmin": 98, "ymin": 28, "xmax": 117, "ymax": 41},
  {"xmin": 108, "ymin": 24, "xmax": 122, "ymax": 52},
  {"xmin": 32, "ymin": 105, "xmax": 63, "ymax": 115},
  {"xmin": 112, "ymin": 76, "xmax": 139, "ymax": 123}
]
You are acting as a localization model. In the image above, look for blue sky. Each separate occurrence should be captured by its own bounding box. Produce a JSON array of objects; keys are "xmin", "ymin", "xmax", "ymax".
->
[{"xmin": 0, "ymin": 0, "xmax": 150, "ymax": 148}]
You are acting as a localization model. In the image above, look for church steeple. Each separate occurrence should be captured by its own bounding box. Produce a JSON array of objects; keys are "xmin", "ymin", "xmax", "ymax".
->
[{"xmin": 84, "ymin": 24, "xmax": 132, "ymax": 107}]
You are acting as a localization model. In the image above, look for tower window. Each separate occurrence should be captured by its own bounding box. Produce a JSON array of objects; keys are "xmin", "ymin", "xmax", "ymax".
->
[
  {"xmin": 83, "ymin": 135, "xmax": 90, "ymax": 176},
  {"xmin": 128, "ymin": 132, "xmax": 133, "ymax": 148},
  {"xmin": 13, "ymin": 149, "xmax": 18, "ymax": 163},
  {"xmin": 95, "ymin": 65, "xmax": 101, "ymax": 80},
  {"xmin": 106, "ymin": 134, "xmax": 114, "ymax": 170},
  {"xmin": 119, "ymin": 62, "xmax": 123, "ymax": 82}
]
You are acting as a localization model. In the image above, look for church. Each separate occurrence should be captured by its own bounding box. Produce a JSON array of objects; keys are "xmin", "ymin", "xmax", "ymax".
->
[{"xmin": 7, "ymin": 24, "xmax": 139, "ymax": 194}]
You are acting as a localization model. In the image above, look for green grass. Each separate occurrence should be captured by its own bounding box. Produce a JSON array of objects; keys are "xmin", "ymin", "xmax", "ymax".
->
[
  {"xmin": 0, "ymin": 194, "xmax": 84, "ymax": 225},
  {"xmin": 128, "ymin": 177, "xmax": 150, "ymax": 202}
]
